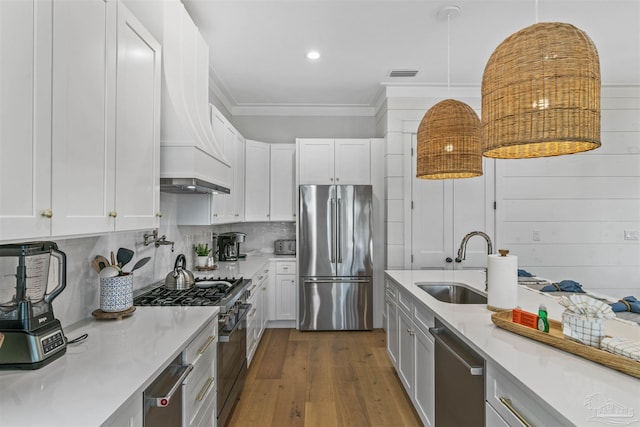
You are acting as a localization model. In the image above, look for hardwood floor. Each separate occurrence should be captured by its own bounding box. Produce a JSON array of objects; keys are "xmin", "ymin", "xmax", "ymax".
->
[{"xmin": 227, "ymin": 329, "xmax": 422, "ymax": 427}]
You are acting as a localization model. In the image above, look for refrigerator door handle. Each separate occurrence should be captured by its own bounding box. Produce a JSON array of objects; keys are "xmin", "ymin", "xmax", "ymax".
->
[
  {"xmin": 337, "ymin": 198, "xmax": 342, "ymax": 263},
  {"xmin": 330, "ymin": 198, "xmax": 336, "ymax": 263}
]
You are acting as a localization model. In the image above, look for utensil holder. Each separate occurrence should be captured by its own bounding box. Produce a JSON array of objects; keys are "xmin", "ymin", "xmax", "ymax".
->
[
  {"xmin": 100, "ymin": 274, "xmax": 133, "ymax": 312},
  {"xmin": 561, "ymin": 311, "xmax": 606, "ymax": 348}
]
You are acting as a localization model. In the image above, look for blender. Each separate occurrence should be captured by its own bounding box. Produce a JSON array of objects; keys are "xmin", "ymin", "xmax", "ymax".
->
[{"xmin": 0, "ymin": 242, "xmax": 67, "ymax": 369}]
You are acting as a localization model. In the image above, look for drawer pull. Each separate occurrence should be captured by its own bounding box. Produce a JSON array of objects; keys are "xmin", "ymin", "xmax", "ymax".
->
[
  {"xmin": 249, "ymin": 284, "xmax": 257, "ymax": 292},
  {"xmin": 197, "ymin": 335, "xmax": 216, "ymax": 355},
  {"xmin": 499, "ymin": 397, "xmax": 533, "ymax": 427},
  {"xmin": 196, "ymin": 377, "xmax": 215, "ymax": 402}
]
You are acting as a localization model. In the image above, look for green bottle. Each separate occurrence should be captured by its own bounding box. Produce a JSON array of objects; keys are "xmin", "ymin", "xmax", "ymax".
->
[{"xmin": 537, "ymin": 304, "xmax": 549, "ymax": 333}]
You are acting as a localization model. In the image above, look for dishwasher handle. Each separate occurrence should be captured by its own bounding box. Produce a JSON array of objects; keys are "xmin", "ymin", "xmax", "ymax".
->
[
  {"xmin": 146, "ymin": 364, "xmax": 193, "ymax": 407},
  {"xmin": 429, "ymin": 327, "xmax": 484, "ymax": 376}
]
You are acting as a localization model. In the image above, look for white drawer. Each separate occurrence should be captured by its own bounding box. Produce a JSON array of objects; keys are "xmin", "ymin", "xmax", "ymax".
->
[
  {"xmin": 397, "ymin": 285, "xmax": 413, "ymax": 314},
  {"xmin": 191, "ymin": 385, "xmax": 216, "ymax": 427},
  {"xmin": 183, "ymin": 320, "xmax": 217, "ymax": 366},
  {"xmin": 486, "ymin": 362, "xmax": 572, "ymax": 427},
  {"xmin": 413, "ymin": 302, "xmax": 435, "ymax": 335},
  {"xmin": 486, "ymin": 402, "xmax": 510, "ymax": 427},
  {"xmin": 276, "ymin": 261, "xmax": 296, "ymax": 275},
  {"xmin": 183, "ymin": 347, "xmax": 216, "ymax": 427},
  {"xmin": 385, "ymin": 279, "xmax": 397, "ymax": 303}
]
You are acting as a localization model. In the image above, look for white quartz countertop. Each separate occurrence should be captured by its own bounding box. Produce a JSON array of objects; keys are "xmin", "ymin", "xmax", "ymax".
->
[
  {"xmin": 195, "ymin": 254, "xmax": 295, "ymax": 280},
  {"xmin": 0, "ymin": 306, "xmax": 218, "ymax": 427},
  {"xmin": 384, "ymin": 269, "xmax": 640, "ymax": 426}
]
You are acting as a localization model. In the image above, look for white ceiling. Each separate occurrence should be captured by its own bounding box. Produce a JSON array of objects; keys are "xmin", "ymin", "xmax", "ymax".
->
[{"xmin": 182, "ymin": 0, "xmax": 640, "ymax": 116}]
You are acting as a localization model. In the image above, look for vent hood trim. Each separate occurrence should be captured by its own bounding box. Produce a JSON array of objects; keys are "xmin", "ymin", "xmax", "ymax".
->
[{"xmin": 160, "ymin": 178, "xmax": 230, "ymax": 195}]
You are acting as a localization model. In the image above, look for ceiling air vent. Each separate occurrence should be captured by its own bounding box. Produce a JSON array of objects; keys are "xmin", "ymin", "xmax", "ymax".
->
[{"xmin": 389, "ymin": 69, "xmax": 419, "ymax": 78}]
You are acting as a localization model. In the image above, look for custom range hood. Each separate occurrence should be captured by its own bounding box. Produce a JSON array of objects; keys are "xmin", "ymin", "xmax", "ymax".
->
[{"xmin": 159, "ymin": 0, "xmax": 231, "ymax": 195}]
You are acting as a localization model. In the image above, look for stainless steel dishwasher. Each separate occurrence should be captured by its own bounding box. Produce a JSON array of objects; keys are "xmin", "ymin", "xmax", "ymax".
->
[{"xmin": 430, "ymin": 319, "xmax": 485, "ymax": 426}]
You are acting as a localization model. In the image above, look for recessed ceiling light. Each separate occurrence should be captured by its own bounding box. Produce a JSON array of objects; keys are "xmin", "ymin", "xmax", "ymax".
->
[{"xmin": 306, "ymin": 50, "xmax": 320, "ymax": 60}]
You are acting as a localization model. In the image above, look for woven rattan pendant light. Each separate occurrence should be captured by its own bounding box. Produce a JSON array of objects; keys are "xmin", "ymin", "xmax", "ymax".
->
[
  {"xmin": 481, "ymin": 21, "xmax": 601, "ymax": 158},
  {"xmin": 416, "ymin": 6, "xmax": 482, "ymax": 179}
]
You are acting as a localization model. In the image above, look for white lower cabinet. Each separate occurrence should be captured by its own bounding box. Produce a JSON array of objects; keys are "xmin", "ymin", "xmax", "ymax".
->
[
  {"xmin": 102, "ymin": 393, "xmax": 143, "ymax": 427},
  {"xmin": 385, "ymin": 279, "xmax": 435, "ymax": 427},
  {"xmin": 397, "ymin": 307, "xmax": 414, "ymax": 394},
  {"xmin": 274, "ymin": 261, "xmax": 296, "ymax": 321},
  {"xmin": 385, "ymin": 280, "xmax": 399, "ymax": 367},
  {"xmin": 412, "ymin": 309, "xmax": 435, "ymax": 427},
  {"xmin": 247, "ymin": 262, "xmax": 270, "ymax": 366},
  {"xmin": 486, "ymin": 362, "xmax": 571, "ymax": 427},
  {"xmin": 183, "ymin": 319, "xmax": 218, "ymax": 427}
]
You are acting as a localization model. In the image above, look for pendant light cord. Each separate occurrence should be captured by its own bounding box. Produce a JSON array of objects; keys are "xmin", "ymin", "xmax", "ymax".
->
[
  {"xmin": 535, "ymin": 0, "xmax": 539, "ymax": 23},
  {"xmin": 447, "ymin": 11, "xmax": 451, "ymax": 95}
]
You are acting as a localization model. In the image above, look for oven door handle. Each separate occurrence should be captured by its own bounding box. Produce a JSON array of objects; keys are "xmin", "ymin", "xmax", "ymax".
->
[
  {"xmin": 145, "ymin": 363, "xmax": 193, "ymax": 407},
  {"xmin": 219, "ymin": 303, "xmax": 252, "ymax": 343}
]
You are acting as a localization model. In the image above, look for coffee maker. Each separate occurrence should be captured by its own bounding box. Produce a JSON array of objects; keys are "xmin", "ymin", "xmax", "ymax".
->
[
  {"xmin": 217, "ymin": 232, "xmax": 246, "ymax": 261},
  {"xmin": 0, "ymin": 242, "xmax": 67, "ymax": 369}
]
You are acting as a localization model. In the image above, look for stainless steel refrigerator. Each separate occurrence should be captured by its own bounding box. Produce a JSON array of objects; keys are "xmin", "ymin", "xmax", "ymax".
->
[{"xmin": 298, "ymin": 184, "xmax": 373, "ymax": 331}]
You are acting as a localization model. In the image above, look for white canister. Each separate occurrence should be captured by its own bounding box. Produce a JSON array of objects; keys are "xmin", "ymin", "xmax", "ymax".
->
[
  {"xmin": 487, "ymin": 249, "xmax": 518, "ymax": 311},
  {"xmin": 100, "ymin": 274, "xmax": 133, "ymax": 312}
]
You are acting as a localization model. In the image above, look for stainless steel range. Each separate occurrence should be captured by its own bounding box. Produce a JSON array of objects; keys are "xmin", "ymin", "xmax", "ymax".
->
[{"xmin": 134, "ymin": 276, "xmax": 252, "ymax": 427}]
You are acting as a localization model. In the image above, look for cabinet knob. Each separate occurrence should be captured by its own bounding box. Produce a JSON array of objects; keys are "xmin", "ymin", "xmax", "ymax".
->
[
  {"xmin": 235, "ymin": 213, "xmax": 240, "ymax": 217},
  {"xmin": 156, "ymin": 212, "xmax": 163, "ymax": 218},
  {"xmin": 336, "ymin": 177, "xmax": 340, "ymax": 182},
  {"xmin": 108, "ymin": 211, "xmax": 117, "ymax": 218},
  {"xmin": 267, "ymin": 214, "xmax": 270, "ymax": 218},
  {"xmin": 446, "ymin": 257, "xmax": 453, "ymax": 263},
  {"xmin": 41, "ymin": 209, "xmax": 53, "ymax": 218},
  {"xmin": 213, "ymin": 213, "xmax": 218, "ymax": 217},
  {"xmin": 330, "ymin": 177, "xmax": 334, "ymax": 182}
]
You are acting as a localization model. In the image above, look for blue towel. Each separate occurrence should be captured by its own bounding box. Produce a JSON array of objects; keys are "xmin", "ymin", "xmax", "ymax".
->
[
  {"xmin": 540, "ymin": 280, "xmax": 585, "ymax": 293},
  {"xmin": 518, "ymin": 269, "xmax": 534, "ymax": 277},
  {"xmin": 609, "ymin": 296, "xmax": 640, "ymax": 313}
]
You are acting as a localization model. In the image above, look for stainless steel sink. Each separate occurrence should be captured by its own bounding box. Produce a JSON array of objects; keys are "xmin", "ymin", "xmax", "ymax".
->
[{"xmin": 417, "ymin": 282, "xmax": 487, "ymax": 304}]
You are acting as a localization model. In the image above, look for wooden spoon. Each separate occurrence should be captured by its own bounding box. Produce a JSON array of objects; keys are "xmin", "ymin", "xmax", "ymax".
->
[{"xmin": 94, "ymin": 256, "xmax": 111, "ymax": 271}]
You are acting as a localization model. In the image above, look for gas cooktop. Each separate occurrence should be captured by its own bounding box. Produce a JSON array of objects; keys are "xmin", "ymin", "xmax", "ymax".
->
[{"xmin": 133, "ymin": 277, "xmax": 247, "ymax": 307}]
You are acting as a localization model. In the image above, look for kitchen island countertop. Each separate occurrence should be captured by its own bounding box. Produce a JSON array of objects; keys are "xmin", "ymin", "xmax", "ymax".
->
[
  {"xmin": 0, "ymin": 306, "xmax": 218, "ymax": 427},
  {"xmin": 385, "ymin": 269, "xmax": 640, "ymax": 426}
]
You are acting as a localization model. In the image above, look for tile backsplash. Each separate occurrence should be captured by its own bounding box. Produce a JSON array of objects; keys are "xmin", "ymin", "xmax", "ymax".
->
[{"xmin": 28, "ymin": 194, "xmax": 295, "ymax": 329}]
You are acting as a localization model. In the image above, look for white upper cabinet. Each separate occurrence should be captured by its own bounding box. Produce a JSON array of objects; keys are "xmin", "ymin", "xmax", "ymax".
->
[
  {"xmin": 244, "ymin": 142, "xmax": 296, "ymax": 223},
  {"xmin": 114, "ymin": 4, "xmax": 162, "ymax": 231},
  {"xmin": 297, "ymin": 138, "xmax": 371, "ymax": 185},
  {"xmin": 51, "ymin": 0, "xmax": 161, "ymax": 236},
  {"xmin": 297, "ymin": 138, "xmax": 334, "ymax": 184},
  {"xmin": 269, "ymin": 145, "xmax": 296, "ymax": 221},
  {"xmin": 1, "ymin": 0, "xmax": 161, "ymax": 241},
  {"xmin": 51, "ymin": 0, "xmax": 117, "ymax": 236},
  {"xmin": 244, "ymin": 140, "xmax": 271, "ymax": 222},
  {"xmin": 0, "ymin": 0, "xmax": 52, "ymax": 240},
  {"xmin": 233, "ymin": 134, "xmax": 246, "ymax": 221}
]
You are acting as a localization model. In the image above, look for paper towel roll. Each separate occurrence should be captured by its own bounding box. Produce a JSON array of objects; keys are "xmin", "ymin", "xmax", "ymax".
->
[{"xmin": 487, "ymin": 252, "xmax": 518, "ymax": 311}]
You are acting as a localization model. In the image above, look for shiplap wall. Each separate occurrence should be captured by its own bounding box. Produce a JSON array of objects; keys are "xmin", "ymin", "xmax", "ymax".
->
[
  {"xmin": 496, "ymin": 87, "xmax": 640, "ymax": 298},
  {"xmin": 383, "ymin": 86, "xmax": 640, "ymax": 299}
]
